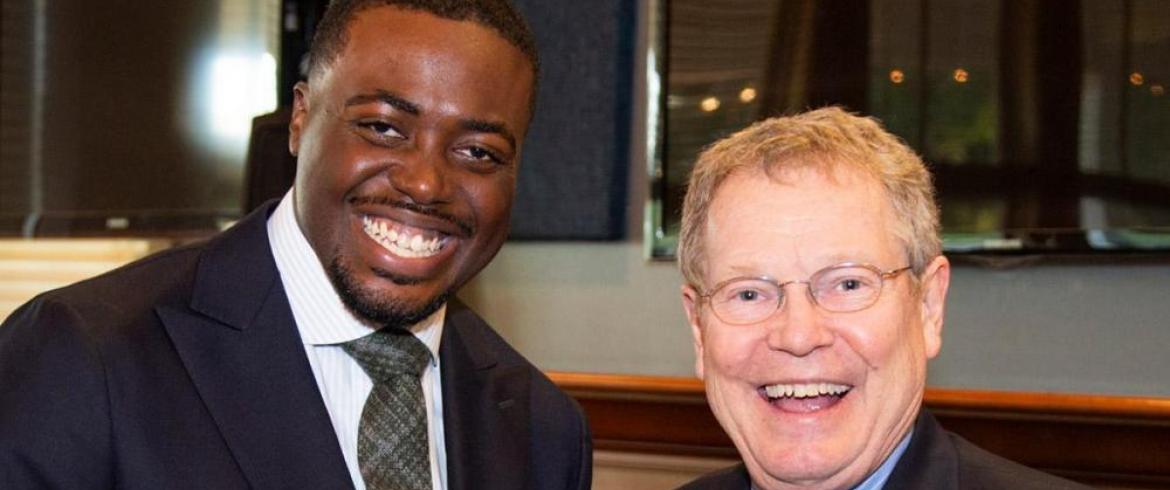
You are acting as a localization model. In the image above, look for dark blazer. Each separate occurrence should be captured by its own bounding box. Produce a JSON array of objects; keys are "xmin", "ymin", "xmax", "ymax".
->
[
  {"xmin": 0, "ymin": 203, "xmax": 591, "ymax": 490},
  {"xmin": 678, "ymin": 410, "xmax": 1087, "ymax": 489}
]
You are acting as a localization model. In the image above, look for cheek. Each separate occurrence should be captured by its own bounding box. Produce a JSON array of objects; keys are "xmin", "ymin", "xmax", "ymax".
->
[
  {"xmin": 466, "ymin": 176, "xmax": 515, "ymax": 227},
  {"xmin": 703, "ymin": 324, "xmax": 765, "ymax": 378},
  {"xmin": 837, "ymin": 307, "xmax": 923, "ymax": 370},
  {"xmin": 297, "ymin": 127, "xmax": 357, "ymax": 194}
]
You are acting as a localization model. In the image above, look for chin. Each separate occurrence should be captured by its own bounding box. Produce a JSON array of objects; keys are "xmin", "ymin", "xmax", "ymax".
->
[
  {"xmin": 742, "ymin": 436, "xmax": 853, "ymax": 486},
  {"xmin": 732, "ymin": 402, "xmax": 868, "ymax": 488},
  {"xmin": 328, "ymin": 255, "xmax": 451, "ymax": 330}
]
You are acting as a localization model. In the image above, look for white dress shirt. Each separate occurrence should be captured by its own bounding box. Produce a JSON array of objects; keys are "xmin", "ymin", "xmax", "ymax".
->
[{"xmin": 267, "ymin": 192, "xmax": 448, "ymax": 490}]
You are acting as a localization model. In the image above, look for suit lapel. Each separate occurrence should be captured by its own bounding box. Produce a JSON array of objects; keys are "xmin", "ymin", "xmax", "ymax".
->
[
  {"xmin": 883, "ymin": 410, "xmax": 960, "ymax": 489},
  {"xmin": 441, "ymin": 301, "xmax": 531, "ymax": 490},
  {"xmin": 159, "ymin": 205, "xmax": 353, "ymax": 489}
]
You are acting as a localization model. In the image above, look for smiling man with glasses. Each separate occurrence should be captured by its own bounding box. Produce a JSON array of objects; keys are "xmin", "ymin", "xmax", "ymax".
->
[{"xmin": 675, "ymin": 107, "xmax": 1084, "ymax": 489}]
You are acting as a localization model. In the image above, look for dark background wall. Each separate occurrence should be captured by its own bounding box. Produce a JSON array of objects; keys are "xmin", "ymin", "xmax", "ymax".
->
[{"xmin": 507, "ymin": 0, "xmax": 634, "ymax": 240}]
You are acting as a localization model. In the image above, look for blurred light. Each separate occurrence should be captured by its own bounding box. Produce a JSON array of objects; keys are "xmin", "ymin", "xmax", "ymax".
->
[
  {"xmin": 889, "ymin": 69, "xmax": 905, "ymax": 84},
  {"xmin": 953, "ymin": 68, "xmax": 969, "ymax": 83},
  {"xmin": 1153, "ymin": 84, "xmax": 1165, "ymax": 97},
  {"xmin": 739, "ymin": 87, "xmax": 757, "ymax": 103},
  {"xmin": 700, "ymin": 96, "xmax": 721, "ymax": 112},
  {"xmin": 210, "ymin": 52, "xmax": 278, "ymax": 140},
  {"xmin": 1130, "ymin": 72, "xmax": 1145, "ymax": 86}
]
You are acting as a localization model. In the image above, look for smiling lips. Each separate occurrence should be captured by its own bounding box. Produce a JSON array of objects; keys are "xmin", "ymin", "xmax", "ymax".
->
[
  {"xmin": 362, "ymin": 215, "xmax": 448, "ymax": 258},
  {"xmin": 761, "ymin": 382, "xmax": 852, "ymax": 413}
]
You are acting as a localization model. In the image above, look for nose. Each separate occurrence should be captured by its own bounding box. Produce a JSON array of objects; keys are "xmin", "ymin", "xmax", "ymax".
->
[
  {"xmin": 388, "ymin": 139, "xmax": 449, "ymax": 205},
  {"xmin": 764, "ymin": 284, "xmax": 834, "ymax": 356}
]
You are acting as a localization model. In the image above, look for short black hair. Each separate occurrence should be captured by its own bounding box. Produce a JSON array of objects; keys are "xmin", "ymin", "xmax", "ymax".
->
[{"xmin": 307, "ymin": 0, "xmax": 539, "ymax": 80}]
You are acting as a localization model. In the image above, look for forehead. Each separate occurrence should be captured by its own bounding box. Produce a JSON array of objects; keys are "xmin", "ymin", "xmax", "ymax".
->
[
  {"xmin": 320, "ymin": 7, "xmax": 534, "ymax": 122},
  {"xmin": 704, "ymin": 166, "xmax": 901, "ymax": 274}
]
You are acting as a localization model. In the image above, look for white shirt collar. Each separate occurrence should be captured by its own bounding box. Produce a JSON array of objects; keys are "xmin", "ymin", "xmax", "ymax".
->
[{"xmin": 266, "ymin": 191, "xmax": 443, "ymax": 363}]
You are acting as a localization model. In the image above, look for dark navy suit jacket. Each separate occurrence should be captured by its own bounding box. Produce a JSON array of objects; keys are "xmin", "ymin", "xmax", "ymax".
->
[
  {"xmin": 677, "ymin": 410, "xmax": 1087, "ymax": 490},
  {"xmin": 0, "ymin": 203, "xmax": 592, "ymax": 490}
]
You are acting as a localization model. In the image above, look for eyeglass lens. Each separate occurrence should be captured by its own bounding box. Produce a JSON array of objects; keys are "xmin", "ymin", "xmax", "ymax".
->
[{"xmin": 709, "ymin": 266, "xmax": 886, "ymax": 324}]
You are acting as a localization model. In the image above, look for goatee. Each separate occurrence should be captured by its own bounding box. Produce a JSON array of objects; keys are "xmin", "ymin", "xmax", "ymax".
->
[{"xmin": 327, "ymin": 255, "xmax": 450, "ymax": 330}]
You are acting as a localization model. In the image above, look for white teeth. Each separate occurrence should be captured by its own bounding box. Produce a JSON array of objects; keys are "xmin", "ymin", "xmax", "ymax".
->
[
  {"xmin": 361, "ymin": 216, "xmax": 444, "ymax": 258},
  {"xmin": 764, "ymin": 382, "xmax": 851, "ymax": 399}
]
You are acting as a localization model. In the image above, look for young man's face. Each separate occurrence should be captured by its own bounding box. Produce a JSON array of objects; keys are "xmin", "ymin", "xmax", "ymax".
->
[{"xmin": 290, "ymin": 6, "xmax": 535, "ymax": 327}]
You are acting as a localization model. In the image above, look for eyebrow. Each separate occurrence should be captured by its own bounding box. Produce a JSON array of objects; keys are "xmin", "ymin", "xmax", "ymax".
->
[
  {"xmin": 724, "ymin": 256, "xmax": 862, "ymax": 278},
  {"xmin": 344, "ymin": 90, "xmax": 420, "ymax": 115},
  {"xmin": 460, "ymin": 119, "xmax": 517, "ymax": 150},
  {"xmin": 344, "ymin": 90, "xmax": 518, "ymax": 149}
]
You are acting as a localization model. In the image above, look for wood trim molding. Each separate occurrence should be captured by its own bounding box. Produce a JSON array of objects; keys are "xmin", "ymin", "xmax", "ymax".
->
[
  {"xmin": 550, "ymin": 371, "xmax": 1170, "ymax": 487},
  {"xmin": 551, "ymin": 371, "xmax": 1170, "ymax": 419}
]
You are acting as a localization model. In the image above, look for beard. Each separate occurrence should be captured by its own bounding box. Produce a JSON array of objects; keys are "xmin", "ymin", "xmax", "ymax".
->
[{"xmin": 327, "ymin": 254, "xmax": 451, "ymax": 331}]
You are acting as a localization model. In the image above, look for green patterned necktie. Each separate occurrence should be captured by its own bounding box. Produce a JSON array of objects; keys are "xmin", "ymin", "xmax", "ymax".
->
[{"xmin": 342, "ymin": 329, "xmax": 434, "ymax": 490}]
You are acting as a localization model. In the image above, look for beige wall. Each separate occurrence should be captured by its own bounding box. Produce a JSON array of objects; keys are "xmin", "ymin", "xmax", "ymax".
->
[
  {"xmin": 461, "ymin": 242, "xmax": 693, "ymax": 377},
  {"xmin": 0, "ymin": 239, "xmax": 167, "ymax": 321}
]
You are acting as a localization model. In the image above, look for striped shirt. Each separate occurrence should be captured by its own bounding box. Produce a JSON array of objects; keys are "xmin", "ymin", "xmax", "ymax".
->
[{"xmin": 267, "ymin": 191, "xmax": 448, "ymax": 490}]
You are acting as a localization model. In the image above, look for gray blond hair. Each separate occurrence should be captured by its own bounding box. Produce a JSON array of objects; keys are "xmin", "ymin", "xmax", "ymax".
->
[{"xmin": 677, "ymin": 107, "xmax": 941, "ymax": 288}]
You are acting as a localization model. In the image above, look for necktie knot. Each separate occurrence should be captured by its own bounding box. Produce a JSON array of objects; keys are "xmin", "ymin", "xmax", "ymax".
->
[{"xmin": 342, "ymin": 329, "xmax": 433, "ymax": 381}]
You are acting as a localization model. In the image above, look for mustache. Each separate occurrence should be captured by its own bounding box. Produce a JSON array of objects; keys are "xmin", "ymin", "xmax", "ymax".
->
[{"xmin": 348, "ymin": 195, "xmax": 474, "ymax": 236}]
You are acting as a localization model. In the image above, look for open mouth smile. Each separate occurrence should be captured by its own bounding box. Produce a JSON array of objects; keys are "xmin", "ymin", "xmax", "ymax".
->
[
  {"xmin": 362, "ymin": 215, "xmax": 450, "ymax": 258},
  {"xmin": 759, "ymin": 382, "xmax": 852, "ymax": 413}
]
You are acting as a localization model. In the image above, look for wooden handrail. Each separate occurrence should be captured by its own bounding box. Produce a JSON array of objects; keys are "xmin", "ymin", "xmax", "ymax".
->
[
  {"xmin": 548, "ymin": 371, "xmax": 1170, "ymax": 421},
  {"xmin": 925, "ymin": 387, "xmax": 1170, "ymax": 420},
  {"xmin": 550, "ymin": 372, "xmax": 704, "ymax": 395}
]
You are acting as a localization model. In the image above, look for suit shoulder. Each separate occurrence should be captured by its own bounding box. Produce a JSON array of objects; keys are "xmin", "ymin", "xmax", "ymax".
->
[
  {"xmin": 444, "ymin": 299, "xmax": 588, "ymax": 426},
  {"xmin": 445, "ymin": 300, "xmax": 551, "ymax": 376},
  {"xmin": 677, "ymin": 463, "xmax": 750, "ymax": 490},
  {"xmin": 950, "ymin": 432, "xmax": 1090, "ymax": 489},
  {"xmin": 448, "ymin": 302, "xmax": 580, "ymax": 410},
  {"xmin": 444, "ymin": 301, "xmax": 593, "ymax": 488}
]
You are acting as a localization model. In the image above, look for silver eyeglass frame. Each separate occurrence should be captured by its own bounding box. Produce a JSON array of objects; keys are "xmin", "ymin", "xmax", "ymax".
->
[{"xmin": 696, "ymin": 263, "xmax": 913, "ymax": 325}]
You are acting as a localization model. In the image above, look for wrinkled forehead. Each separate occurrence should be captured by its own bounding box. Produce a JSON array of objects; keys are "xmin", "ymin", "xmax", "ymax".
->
[{"xmin": 702, "ymin": 165, "xmax": 902, "ymax": 273}]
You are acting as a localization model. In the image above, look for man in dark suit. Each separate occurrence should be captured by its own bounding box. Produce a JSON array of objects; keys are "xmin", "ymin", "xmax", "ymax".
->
[
  {"xmin": 674, "ymin": 108, "xmax": 1084, "ymax": 489},
  {"xmin": 0, "ymin": 1, "xmax": 591, "ymax": 489}
]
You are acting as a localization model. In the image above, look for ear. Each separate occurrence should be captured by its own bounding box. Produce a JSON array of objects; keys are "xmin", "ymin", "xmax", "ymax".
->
[
  {"xmin": 289, "ymin": 81, "xmax": 310, "ymax": 157},
  {"xmin": 918, "ymin": 255, "xmax": 951, "ymax": 359},
  {"xmin": 682, "ymin": 284, "xmax": 707, "ymax": 380}
]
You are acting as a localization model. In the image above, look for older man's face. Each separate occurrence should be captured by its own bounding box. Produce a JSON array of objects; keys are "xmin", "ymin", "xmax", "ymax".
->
[{"xmin": 682, "ymin": 166, "xmax": 949, "ymax": 489}]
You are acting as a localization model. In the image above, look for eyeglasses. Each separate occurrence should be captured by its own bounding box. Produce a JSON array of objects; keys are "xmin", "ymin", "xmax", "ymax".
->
[{"xmin": 697, "ymin": 263, "xmax": 912, "ymax": 325}]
